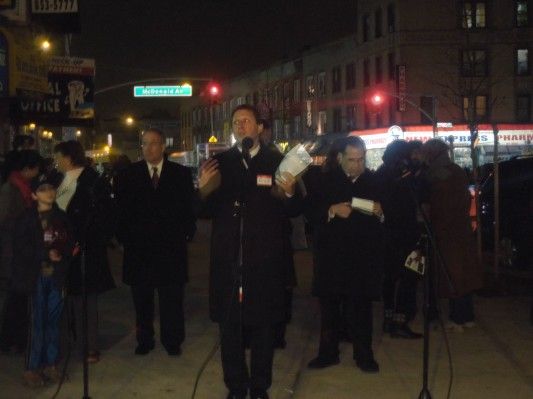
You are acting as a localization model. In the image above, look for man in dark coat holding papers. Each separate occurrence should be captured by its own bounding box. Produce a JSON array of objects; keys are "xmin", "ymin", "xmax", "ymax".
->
[
  {"xmin": 307, "ymin": 136, "xmax": 384, "ymax": 373},
  {"xmin": 199, "ymin": 104, "xmax": 301, "ymax": 399}
]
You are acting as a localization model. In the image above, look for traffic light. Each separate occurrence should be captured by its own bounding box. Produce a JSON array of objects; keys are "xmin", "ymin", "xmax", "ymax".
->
[
  {"xmin": 367, "ymin": 91, "xmax": 386, "ymax": 113},
  {"xmin": 208, "ymin": 83, "xmax": 221, "ymax": 97}
]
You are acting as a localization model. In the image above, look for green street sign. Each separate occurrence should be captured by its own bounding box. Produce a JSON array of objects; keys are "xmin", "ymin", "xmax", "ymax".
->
[{"xmin": 133, "ymin": 85, "xmax": 193, "ymax": 97}]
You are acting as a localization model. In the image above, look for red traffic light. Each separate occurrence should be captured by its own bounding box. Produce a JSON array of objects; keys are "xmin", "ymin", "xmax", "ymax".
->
[
  {"xmin": 370, "ymin": 93, "xmax": 384, "ymax": 106},
  {"xmin": 208, "ymin": 84, "xmax": 220, "ymax": 96}
]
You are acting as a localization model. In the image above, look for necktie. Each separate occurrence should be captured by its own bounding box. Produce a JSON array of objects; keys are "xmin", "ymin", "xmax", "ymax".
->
[{"xmin": 152, "ymin": 166, "xmax": 159, "ymax": 189}]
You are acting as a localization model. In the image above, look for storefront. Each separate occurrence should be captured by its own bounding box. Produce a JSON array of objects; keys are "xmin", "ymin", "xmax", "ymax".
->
[{"xmin": 350, "ymin": 124, "xmax": 533, "ymax": 170}]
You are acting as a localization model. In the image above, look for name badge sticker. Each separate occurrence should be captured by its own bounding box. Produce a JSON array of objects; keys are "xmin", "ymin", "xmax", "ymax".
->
[{"xmin": 257, "ymin": 174, "xmax": 272, "ymax": 187}]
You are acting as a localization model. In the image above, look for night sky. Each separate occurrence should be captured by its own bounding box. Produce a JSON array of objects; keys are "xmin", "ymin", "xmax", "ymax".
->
[{"xmin": 71, "ymin": 0, "xmax": 357, "ymax": 120}]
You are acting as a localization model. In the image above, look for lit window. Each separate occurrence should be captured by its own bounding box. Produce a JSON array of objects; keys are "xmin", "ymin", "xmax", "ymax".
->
[
  {"xmin": 318, "ymin": 72, "xmax": 326, "ymax": 98},
  {"xmin": 517, "ymin": 48, "xmax": 530, "ymax": 75},
  {"xmin": 517, "ymin": 1, "xmax": 529, "ymax": 27},
  {"xmin": 462, "ymin": 2, "xmax": 486, "ymax": 28},
  {"xmin": 463, "ymin": 95, "xmax": 488, "ymax": 121}
]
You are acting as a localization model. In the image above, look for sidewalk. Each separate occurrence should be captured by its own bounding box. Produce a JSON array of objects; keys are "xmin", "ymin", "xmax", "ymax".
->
[{"xmin": 0, "ymin": 221, "xmax": 532, "ymax": 398}]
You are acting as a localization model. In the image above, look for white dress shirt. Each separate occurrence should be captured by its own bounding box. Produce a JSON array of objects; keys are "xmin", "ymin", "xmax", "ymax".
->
[
  {"xmin": 146, "ymin": 158, "xmax": 164, "ymax": 178},
  {"xmin": 56, "ymin": 167, "xmax": 84, "ymax": 211}
]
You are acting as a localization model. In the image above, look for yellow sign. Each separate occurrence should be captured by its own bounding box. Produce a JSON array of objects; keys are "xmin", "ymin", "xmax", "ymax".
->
[
  {"xmin": 0, "ymin": 28, "xmax": 48, "ymax": 96},
  {"xmin": 208, "ymin": 135, "xmax": 218, "ymax": 143}
]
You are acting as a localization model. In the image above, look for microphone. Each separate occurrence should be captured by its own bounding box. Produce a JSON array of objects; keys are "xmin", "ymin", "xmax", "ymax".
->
[{"xmin": 241, "ymin": 137, "xmax": 253, "ymax": 169}]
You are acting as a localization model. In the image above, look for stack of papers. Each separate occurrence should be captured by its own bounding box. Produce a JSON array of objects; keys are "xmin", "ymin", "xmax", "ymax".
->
[{"xmin": 351, "ymin": 197, "xmax": 375, "ymax": 215}]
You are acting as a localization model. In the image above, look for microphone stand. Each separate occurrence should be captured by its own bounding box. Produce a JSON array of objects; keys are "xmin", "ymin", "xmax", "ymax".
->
[{"xmin": 401, "ymin": 172, "xmax": 455, "ymax": 399}]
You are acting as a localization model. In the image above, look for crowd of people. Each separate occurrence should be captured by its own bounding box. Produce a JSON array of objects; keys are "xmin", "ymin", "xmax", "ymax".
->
[{"xmin": 0, "ymin": 104, "xmax": 482, "ymax": 399}]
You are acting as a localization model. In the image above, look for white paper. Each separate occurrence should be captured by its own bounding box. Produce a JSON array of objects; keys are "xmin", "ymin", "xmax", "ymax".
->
[
  {"xmin": 404, "ymin": 251, "xmax": 426, "ymax": 275},
  {"xmin": 351, "ymin": 197, "xmax": 374, "ymax": 215},
  {"xmin": 276, "ymin": 144, "xmax": 313, "ymax": 182}
]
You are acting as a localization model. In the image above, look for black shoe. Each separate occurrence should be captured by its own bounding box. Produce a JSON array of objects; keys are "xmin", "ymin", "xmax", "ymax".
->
[
  {"xmin": 356, "ymin": 357, "xmax": 380, "ymax": 373},
  {"xmin": 134, "ymin": 342, "xmax": 155, "ymax": 355},
  {"xmin": 226, "ymin": 391, "xmax": 247, "ymax": 399},
  {"xmin": 307, "ymin": 355, "xmax": 340, "ymax": 369},
  {"xmin": 166, "ymin": 347, "xmax": 182, "ymax": 356},
  {"xmin": 250, "ymin": 389, "xmax": 269, "ymax": 399},
  {"xmin": 390, "ymin": 323, "xmax": 423, "ymax": 339}
]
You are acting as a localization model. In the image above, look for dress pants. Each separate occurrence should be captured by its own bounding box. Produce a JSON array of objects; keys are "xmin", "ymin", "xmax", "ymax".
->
[
  {"xmin": 318, "ymin": 295, "xmax": 374, "ymax": 361},
  {"xmin": 220, "ymin": 322, "xmax": 274, "ymax": 395},
  {"xmin": 131, "ymin": 284, "xmax": 184, "ymax": 351}
]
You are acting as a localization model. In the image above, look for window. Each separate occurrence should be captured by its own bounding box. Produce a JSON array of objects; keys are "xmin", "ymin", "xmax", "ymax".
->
[
  {"xmin": 333, "ymin": 108, "xmax": 342, "ymax": 132},
  {"xmin": 363, "ymin": 59, "xmax": 370, "ymax": 86},
  {"xmin": 517, "ymin": 1, "xmax": 529, "ymax": 27},
  {"xmin": 294, "ymin": 116, "xmax": 301, "ymax": 137},
  {"xmin": 363, "ymin": 14, "xmax": 370, "ymax": 42},
  {"xmin": 463, "ymin": 95, "xmax": 488, "ymax": 121},
  {"xmin": 375, "ymin": 8, "xmax": 383, "ymax": 38},
  {"xmin": 332, "ymin": 66, "xmax": 341, "ymax": 93},
  {"xmin": 461, "ymin": 49, "xmax": 488, "ymax": 76},
  {"xmin": 388, "ymin": 53, "xmax": 395, "ymax": 80},
  {"xmin": 387, "ymin": 3, "xmax": 396, "ymax": 32},
  {"xmin": 318, "ymin": 111, "xmax": 327, "ymax": 135},
  {"xmin": 517, "ymin": 95, "xmax": 531, "ymax": 121},
  {"xmin": 462, "ymin": 1, "xmax": 486, "ymax": 28},
  {"xmin": 346, "ymin": 104, "xmax": 357, "ymax": 130},
  {"xmin": 375, "ymin": 56, "xmax": 383, "ymax": 83},
  {"xmin": 346, "ymin": 63, "xmax": 356, "ymax": 90},
  {"xmin": 389, "ymin": 99, "xmax": 396, "ymax": 124},
  {"xmin": 318, "ymin": 72, "xmax": 326, "ymax": 98},
  {"xmin": 517, "ymin": 48, "xmax": 530, "ymax": 75},
  {"xmin": 293, "ymin": 79, "xmax": 301, "ymax": 103},
  {"xmin": 273, "ymin": 86, "xmax": 279, "ymax": 109},
  {"xmin": 306, "ymin": 75, "xmax": 315, "ymax": 98},
  {"xmin": 364, "ymin": 104, "xmax": 370, "ymax": 128},
  {"xmin": 420, "ymin": 96, "xmax": 435, "ymax": 124}
]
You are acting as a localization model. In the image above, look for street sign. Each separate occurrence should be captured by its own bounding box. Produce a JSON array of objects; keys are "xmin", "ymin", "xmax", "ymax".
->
[{"xmin": 133, "ymin": 85, "xmax": 192, "ymax": 98}]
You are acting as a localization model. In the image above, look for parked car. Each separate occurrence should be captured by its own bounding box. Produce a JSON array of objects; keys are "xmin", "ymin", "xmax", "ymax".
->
[{"xmin": 479, "ymin": 155, "xmax": 533, "ymax": 269}]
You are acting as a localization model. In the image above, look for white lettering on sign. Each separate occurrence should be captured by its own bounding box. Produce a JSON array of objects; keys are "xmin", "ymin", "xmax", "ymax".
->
[{"xmin": 31, "ymin": 0, "xmax": 78, "ymax": 13}]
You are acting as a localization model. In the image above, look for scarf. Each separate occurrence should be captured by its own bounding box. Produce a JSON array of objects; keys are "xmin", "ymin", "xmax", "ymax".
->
[{"xmin": 8, "ymin": 171, "xmax": 33, "ymax": 208}]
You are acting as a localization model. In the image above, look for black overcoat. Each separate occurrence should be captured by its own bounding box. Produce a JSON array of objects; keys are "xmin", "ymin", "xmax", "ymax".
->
[
  {"xmin": 202, "ymin": 146, "xmax": 301, "ymax": 326},
  {"xmin": 312, "ymin": 167, "xmax": 384, "ymax": 299},
  {"xmin": 65, "ymin": 167, "xmax": 116, "ymax": 295},
  {"xmin": 116, "ymin": 160, "xmax": 196, "ymax": 287}
]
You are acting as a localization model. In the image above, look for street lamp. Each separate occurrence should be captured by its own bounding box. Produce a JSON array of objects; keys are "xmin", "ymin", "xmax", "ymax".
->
[
  {"xmin": 40, "ymin": 40, "xmax": 51, "ymax": 52},
  {"xmin": 76, "ymin": 130, "xmax": 82, "ymax": 137},
  {"xmin": 29, "ymin": 123, "xmax": 36, "ymax": 130},
  {"xmin": 125, "ymin": 116, "xmax": 134, "ymax": 126}
]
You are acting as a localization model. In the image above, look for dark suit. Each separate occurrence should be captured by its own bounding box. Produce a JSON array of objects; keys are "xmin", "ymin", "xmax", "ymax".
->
[
  {"xmin": 201, "ymin": 145, "xmax": 300, "ymax": 394},
  {"xmin": 116, "ymin": 159, "xmax": 196, "ymax": 352},
  {"xmin": 310, "ymin": 167, "xmax": 383, "ymax": 362}
]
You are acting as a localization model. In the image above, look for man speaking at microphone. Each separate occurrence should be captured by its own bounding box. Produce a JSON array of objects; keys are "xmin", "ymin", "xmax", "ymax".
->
[{"xmin": 199, "ymin": 104, "xmax": 300, "ymax": 399}]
